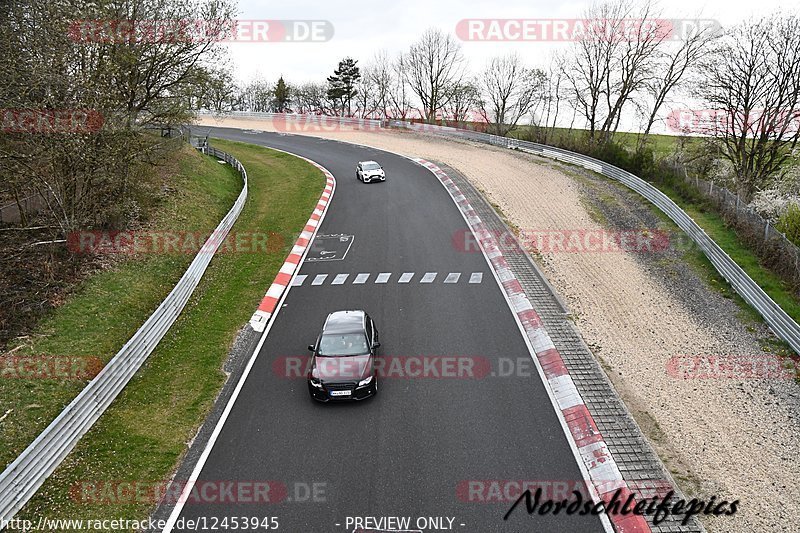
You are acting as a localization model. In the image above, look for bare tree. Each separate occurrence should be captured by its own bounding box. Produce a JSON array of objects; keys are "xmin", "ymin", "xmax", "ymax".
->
[
  {"xmin": 696, "ymin": 14, "xmax": 800, "ymax": 200},
  {"xmin": 238, "ymin": 77, "xmax": 273, "ymax": 112},
  {"xmin": 0, "ymin": 0, "xmax": 235, "ymax": 233},
  {"xmin": 478, "ymin": 53, "xmax": 545, "ymax": 136},
  {"xmin": 199, "ymin": 67, "xmax": 238, "ymax": 113},
  {"xmin": 444, "ymin": 80, "xmax": 482, "ymax": 125},
  {"xmin": 562, "ymin": 0, "xmax": 669, "ymax": 141},
  {"xmin": 638, "ymin": 20, "xmax": 717, "ymax": 146},
  {"xmin": 103, "ymin": 0, "xmax": 236, "ymax": 129},
  {"xmin": 540, "ymin": 53, "xmax": 569, "ymax": 143},
  {"xmin": 404, "ymin": 28, "xmax": 465, "ymax": 121},
  {"xmin": 354, "ymin": 67, "xmax": 379, "ymax": 118},
  {"xmin": 293, "ymin": 82, "xmax": 330, "ymax": 114},
  {"xmin": 388, "ymin": 54, "xmax": 414, "ymax": 120},
  {"xmin": 366, "ymin": 50, "xmax": 393, "ymax": 119}
]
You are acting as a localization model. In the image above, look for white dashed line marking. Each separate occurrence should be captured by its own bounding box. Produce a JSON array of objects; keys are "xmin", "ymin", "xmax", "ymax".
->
[
  {"xmin": 420, "ymin": 272, "xmax": 437, "ymax": 283},
  {"xmin": 444, "ymin": 272, "xmax": 461, "ymax": 283},
  {"xmin": 294, "ymin": 271, "xmax": 485, "ymax": 286}
]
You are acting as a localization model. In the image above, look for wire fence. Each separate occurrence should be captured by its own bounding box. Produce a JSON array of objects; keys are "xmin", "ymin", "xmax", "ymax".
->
[{"xmin": 686, "ymin": 172, "xmax": 800, "ymax": 286}]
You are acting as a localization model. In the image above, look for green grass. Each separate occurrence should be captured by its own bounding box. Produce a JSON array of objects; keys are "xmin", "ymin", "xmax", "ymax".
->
[
  {"xmin": 0, "ymin": 144, "xmax": 241, "ymax": 470},
  {"xmin": 659, "ymin": 180, "xmax": 800, "ymax": 326},
  {"xmin": 510, "ymin": 125, "xmax": 703, "ymax": 159},
  {"xmin": 575, "ymin": 158, "xmax": 800, "ymax": 355},
  {"xmin": 6, "ymin": 139, "xmax": 324, "ymax": 530},
  {"xmin": 506, "ymin": 124, "xmax": 800, "ymax": 343}
]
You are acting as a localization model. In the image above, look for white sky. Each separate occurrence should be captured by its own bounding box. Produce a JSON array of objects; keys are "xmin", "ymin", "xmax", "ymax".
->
[{"xmin": 226, "ymin": 0, "xmax": 792, "ymax": 84}]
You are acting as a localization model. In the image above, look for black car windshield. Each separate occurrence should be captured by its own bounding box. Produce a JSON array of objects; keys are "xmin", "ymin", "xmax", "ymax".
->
[
  {"xmin": 362, "ymin": 162, "xmax": 381, "ymax": 170},
  {"xmin": 318, "ymin": 333, "xmax": 369, "ymax": 356}
]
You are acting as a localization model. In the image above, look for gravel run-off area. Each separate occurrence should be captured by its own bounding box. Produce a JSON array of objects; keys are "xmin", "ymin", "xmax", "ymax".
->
[{"xmin": 197, "ymin": 116, "xmax": 800, "ymax": 532}]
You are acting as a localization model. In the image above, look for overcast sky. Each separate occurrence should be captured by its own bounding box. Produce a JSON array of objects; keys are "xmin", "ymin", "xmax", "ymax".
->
[{"xmin": 225, "ymin": 0, "xmax": 792, "ymax": 84}]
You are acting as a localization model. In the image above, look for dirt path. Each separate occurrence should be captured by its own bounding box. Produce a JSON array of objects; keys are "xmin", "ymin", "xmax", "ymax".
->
[{"xmin": 198, "ymin": 116, "xmax": 800, "ymax": 532}]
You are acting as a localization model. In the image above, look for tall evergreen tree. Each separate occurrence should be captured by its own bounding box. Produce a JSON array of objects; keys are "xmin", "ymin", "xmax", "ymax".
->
[
  {"xmin": 326, "ymin": 57, "xmax": 360, "ymax": 116},
  {"xmin": 273, "ymin": 76, "xmax": 290, "ymax": 112}
]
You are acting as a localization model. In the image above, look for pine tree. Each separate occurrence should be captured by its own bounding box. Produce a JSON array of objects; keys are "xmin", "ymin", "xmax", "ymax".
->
[
  {"xmin": 326, "ymin": 58, "xmax": 361, "ymax": 116},
  {"xmin": 273, "ymin": 76, "xmax": 290, "ymax": 112}
]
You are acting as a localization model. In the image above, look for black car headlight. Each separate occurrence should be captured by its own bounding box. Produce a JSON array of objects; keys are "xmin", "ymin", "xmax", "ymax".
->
[
  {"xmin": 310, "ymin": 377, "xmax": 324, "ymax": 388},
  {"xmin": 357, "ymin": 375, "xmax": 373, "ymax": 388}
]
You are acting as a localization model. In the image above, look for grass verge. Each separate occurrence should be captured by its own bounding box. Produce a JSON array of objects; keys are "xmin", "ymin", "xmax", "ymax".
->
[
  {"xmin": 0, "ymin": 144, "xmax": 241, "ymax": 470},
  {"xmin": 509, "ymin": 126, "xmax": 700, "ymax": 159},
  {"xmin": 653, "ymin": 178, "xmax": 800, "ymax": 328},
  {"xmin": 563, "ymin": 156, "xmax": 799, "ymax": 359},
  {"xmin": 6, "ymin": 138, "xmax": 324, "ymax": 530}
]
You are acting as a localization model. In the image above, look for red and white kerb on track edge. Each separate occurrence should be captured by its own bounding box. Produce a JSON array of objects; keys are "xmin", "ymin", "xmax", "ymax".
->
[
  {"xmin": 412, "ymin": 158, "xmax": 651, "ymax": 533},
  {"xmin": 248, "ymin": 165, "xmax": 335, "ymax": 333}
]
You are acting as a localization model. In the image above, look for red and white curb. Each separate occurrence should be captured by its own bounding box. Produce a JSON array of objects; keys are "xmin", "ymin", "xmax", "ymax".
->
[
  {"xmin": 413, "ymin": 158, "xmax": 651, "ymax": 533},
  {"xmin": 248, "ymin": 162, "xmax": 335, "ymax": 333},
  {"xmin": 163, "ymin": 153, "xmax": 335, "ymax": 532}
]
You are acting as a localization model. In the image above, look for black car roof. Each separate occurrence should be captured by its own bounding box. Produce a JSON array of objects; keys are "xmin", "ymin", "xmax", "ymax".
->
[{"xmin": 323, "ymin": 310, "xmax": 365, "ymax": 334}]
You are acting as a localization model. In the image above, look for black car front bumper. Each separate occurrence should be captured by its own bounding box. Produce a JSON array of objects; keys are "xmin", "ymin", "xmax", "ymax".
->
[{"xmin": 308, "ymin": 380, "xmax": 377, "ymax": 401}]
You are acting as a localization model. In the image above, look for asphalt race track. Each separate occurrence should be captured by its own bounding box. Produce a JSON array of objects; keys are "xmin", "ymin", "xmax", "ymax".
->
[{"xmin": 167, "ymin": 127, "xmax": 606, "ymax": 532}]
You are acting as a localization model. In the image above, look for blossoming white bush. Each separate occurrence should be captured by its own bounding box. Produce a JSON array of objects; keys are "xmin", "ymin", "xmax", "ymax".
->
[
  {"xmin": 749, "ymin": 158, "xmax": 800, "ymax": 221},
  {"xmin": 749, "ymin": 190, "xmax": 794, "ymax": 221},
  {"xmin": 708, "ymin": 157, "xmax": 735, "ymax": 187}
]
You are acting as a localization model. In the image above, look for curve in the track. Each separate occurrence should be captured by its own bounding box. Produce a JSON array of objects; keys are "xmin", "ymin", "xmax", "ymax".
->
[{"xmin": 166, "ymin": 128, "xmax": 607, "ymax": 533}]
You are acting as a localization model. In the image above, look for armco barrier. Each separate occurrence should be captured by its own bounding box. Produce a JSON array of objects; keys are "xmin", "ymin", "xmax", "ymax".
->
[
  {"xmin": 198, "ymin": 112, "xmax": 800, "ymax": 354},
  {"xmin": 389, "ymin": 120, "xmax": 800, "ymax": 356},
  {"xmin": 0, "ymin": 145, "xmax": 248, "ymax": 525},
  {"xmin": 197, "ymin": 110, "xmax": 383, "ymax": 130}
]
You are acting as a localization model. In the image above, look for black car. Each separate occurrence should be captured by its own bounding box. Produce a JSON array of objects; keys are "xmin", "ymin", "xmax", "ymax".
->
[{"xmin": 307, "ymin": 310, "xmax": 380, "ymax": 401}]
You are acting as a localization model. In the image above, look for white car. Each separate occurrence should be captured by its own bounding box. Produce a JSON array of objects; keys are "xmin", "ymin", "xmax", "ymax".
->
[{"xmin": 356, "ymin": 161, "xmax": 386, "ymax": 183}]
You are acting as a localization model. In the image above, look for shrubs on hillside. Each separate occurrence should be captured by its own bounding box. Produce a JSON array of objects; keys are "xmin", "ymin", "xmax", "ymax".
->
[{"xmin": 777, "ymin": 203, "xmax": 800, "ymax": 246}]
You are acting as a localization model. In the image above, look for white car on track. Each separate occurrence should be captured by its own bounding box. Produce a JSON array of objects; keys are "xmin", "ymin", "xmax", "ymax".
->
[{"xmin": 356, "ymin": 161, "xmax": 386, "ymax": 183}]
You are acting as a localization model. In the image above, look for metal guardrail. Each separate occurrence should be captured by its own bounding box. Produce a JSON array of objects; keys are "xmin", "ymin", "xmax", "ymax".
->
[
  {"xmin": 0, "ymin": 144, "xmax": 248, "ymax": 525},
  {"xmin": 390, "ymin": 120, "xmax": 800, "ymax": 356},
  {"xmin": 196, "ymin": 110, "xmax": 384, "ymax": 129}
]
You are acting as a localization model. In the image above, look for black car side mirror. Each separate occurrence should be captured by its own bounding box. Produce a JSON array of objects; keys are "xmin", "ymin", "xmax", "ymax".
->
[
  {"xmin": 308, "ymin": 344, "xmax": 315, "ymax": 351},
  {"xmin": 373, "ymin": 342, "xmax": 381, "ymax": 348}
]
